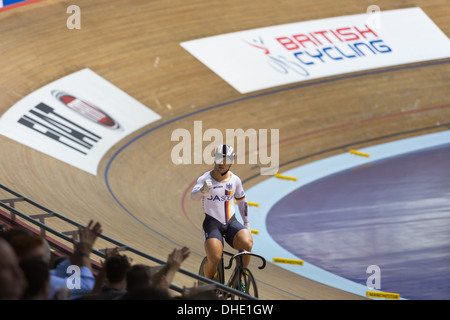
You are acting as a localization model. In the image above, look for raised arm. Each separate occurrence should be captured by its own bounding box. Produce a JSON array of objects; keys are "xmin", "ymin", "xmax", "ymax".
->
[{"xmin": 191, "ymin": 176, "xmax": 212, "ymax": 201}]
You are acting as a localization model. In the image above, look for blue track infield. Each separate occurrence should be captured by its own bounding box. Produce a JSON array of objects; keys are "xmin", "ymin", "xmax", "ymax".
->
[{"xmin": 246, "ymin": 130, "xmax": 450, "ymax": 300}]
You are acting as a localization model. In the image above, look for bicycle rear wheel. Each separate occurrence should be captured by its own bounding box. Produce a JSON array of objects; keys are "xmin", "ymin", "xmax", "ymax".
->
[
  {"xmin": 230, "ymin": 267, "xmax": 258, "ymax": 300},
  {"xmin": 198, "ymin": 256, "xmax": 224, "ymax": 285},
  {"xmin": 198, "ymin": 256, "xmax": 228, "ymax": 299}
]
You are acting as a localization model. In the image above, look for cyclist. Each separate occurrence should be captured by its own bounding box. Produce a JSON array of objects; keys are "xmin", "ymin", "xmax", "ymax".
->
[{"xmin": 191, "ymin": 144, "xmax": 253, "ymax": 280}]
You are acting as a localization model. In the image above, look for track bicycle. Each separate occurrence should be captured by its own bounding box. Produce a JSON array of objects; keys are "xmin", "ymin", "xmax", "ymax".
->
[{"xmin": 198, "ymin": 250, "xmax": 266, "ymax": 300}]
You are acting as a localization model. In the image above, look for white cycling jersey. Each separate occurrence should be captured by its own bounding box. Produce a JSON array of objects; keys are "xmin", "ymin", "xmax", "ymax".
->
[{"xmin": 191, "ymin": 171, "xmax": 249, "ymax": 224}]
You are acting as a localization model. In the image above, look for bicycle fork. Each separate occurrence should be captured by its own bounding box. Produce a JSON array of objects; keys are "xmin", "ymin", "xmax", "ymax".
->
[{"xmin": 228, "ymin": 254, "xmax": 246, "ymax": 292}]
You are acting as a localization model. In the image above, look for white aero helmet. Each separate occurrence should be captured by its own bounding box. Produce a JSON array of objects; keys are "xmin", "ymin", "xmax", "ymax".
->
[{"xmin": 214, "ymin": 144, "xmax": 235, "ymax": 164}]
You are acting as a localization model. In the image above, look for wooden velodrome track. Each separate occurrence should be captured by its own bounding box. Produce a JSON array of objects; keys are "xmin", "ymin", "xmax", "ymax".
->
[{"xmin": 0, "ymin": 0, "xmax": 449, "ymax": 300}]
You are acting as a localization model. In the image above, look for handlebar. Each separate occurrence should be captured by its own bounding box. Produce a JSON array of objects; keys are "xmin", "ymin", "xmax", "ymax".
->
[{"xmin": 223, "ymin": 250, "xmax": 266, "ymax": 270}]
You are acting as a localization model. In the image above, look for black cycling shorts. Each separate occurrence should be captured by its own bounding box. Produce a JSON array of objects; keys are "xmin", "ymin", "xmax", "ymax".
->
[{"xmin": 202, "ymin": 214, "xmax": 246, "ymax": 247}]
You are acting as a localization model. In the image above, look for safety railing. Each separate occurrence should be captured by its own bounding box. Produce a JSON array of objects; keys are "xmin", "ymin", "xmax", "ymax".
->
[{"xmin": 0, "ymin": 183, "xmax": 257, "ymax": 300}]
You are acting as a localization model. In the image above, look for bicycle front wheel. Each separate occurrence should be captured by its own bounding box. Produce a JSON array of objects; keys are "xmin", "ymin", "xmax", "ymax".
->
[{"xmin": 230, "ymin": 268, "xmax": 258, "ymax": 300}]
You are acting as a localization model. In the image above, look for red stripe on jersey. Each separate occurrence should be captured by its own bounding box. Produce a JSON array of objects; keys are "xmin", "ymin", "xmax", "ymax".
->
[{"xmin": 225, "ymin": 189, "xmax": 233, "ymax": 221}]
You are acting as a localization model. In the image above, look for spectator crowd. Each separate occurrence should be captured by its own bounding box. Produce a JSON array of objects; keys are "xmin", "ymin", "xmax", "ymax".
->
[{"xmin": 0, "ymin": 220, "xmax": 216, "ymax": 300}]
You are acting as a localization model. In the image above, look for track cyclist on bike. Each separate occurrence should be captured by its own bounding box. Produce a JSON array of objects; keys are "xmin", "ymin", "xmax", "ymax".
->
[{"xmin": 191, "ymin": 145, "xmax": 253, "ymax": 280}]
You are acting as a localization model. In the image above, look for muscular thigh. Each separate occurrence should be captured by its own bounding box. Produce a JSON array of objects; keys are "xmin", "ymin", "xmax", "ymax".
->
[{"xmin": 202, "ymin": 214, "xmax": 224, "ymax": 246}]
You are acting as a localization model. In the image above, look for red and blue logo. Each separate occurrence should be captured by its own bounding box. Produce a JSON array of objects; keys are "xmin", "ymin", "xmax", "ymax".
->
[
  {"xmin": 244, "ymin": 24, "xmax": 392, "ymax": 76},
  {"xmin": 52, "ymin": 90, "xmax": 120, "ymax": 130}
]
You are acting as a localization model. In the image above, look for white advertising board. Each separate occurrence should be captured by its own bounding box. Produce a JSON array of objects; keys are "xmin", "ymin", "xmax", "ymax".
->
[
  {"xmin": 0, "ymin": 68, "xmax": 161, "ymax": 175},
  {"xmin": 181, "ymin": 7, "xmax": 450, "ymax": 93}
]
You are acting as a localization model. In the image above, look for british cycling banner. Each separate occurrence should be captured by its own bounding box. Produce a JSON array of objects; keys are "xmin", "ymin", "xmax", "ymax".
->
[{"xmin": 180, "ymin": 7, "xmax": 450, "ymax": 94}]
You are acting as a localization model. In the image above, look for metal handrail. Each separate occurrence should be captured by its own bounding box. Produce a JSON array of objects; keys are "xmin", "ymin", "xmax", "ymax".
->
[{"xmin": 0, "ymin": 183, "xmax": 257, "ymax": 300}]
